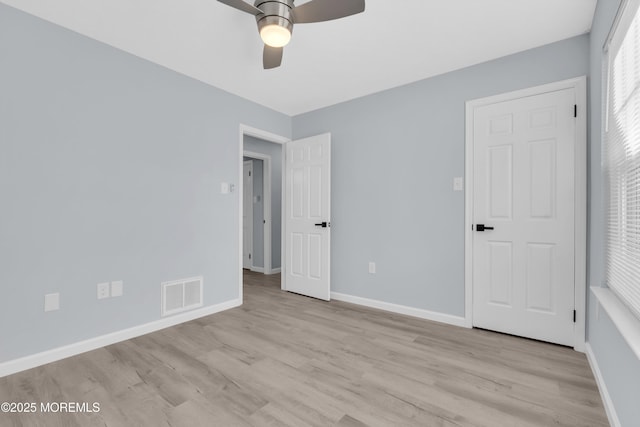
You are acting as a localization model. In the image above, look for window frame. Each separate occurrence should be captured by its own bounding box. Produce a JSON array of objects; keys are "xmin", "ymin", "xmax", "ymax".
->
[{"xmin": 594, "ymin": 0, "xmax": 640, "ymax": 361}]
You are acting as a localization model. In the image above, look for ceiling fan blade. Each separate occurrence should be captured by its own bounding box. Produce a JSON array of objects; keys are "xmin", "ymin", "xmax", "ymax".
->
[
  {"xmin": 217, "ymin": 0, "xmax": 262, "ymax": 16},
  {"xmin": 291, "ymin": 0, "xmax": 365, "ymax": 24},
  {"xmin": 263, "ymin": 45, "xmax": 283, "ymax": 69}
]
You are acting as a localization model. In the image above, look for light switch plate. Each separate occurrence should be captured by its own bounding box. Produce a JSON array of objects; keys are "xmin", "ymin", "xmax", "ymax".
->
[
  {"xmin": 453, "ymin": 177, "xmax": 464, "ymax": 191},
  {"xmin": 44, "ymin": 293, "xmax": 60, "ymax": 312},
  {"xmin": 221, "ymin": 182, "xmax": 230, "ymax": 194},
  {"xmin": 369, "ymin": 262, "xmax": 376, "ymax": 274}
]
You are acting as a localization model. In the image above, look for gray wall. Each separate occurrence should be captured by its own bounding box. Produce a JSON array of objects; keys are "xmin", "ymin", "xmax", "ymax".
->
[
  {"xmin": 0, "ymin": 3, "xmax": 290, "ymax": 363},
  {"xmin": 293, "ymin": 35, "xmax": 590, "ymax": 317},
  {"xmin": 244, "ymin": 136, "xmax": 283, "ymax": 269},
  {"xmin": 588, "ymin": 1, "xmax": 640, "ymax": 425},
  {"xmin": 4, "ymin": 7, "xmax": 638, "ymax": 423}
]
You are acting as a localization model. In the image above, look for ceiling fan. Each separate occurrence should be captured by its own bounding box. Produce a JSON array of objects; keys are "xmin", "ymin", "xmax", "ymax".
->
[{"xmin": 217, "ymin": 0, "xmax": 365, "ymax": 69}]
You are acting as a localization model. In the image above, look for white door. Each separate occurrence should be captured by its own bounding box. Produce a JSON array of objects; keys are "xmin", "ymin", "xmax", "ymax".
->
[
  {"xmin": 284, "ymin": 133, "xmax": 331, "ymax": 300},
  {"xmin": 243, "ymin": 160, "xmax": 253, "ymax": 269},
  {"xmin": 472, "ymin": 88, "xmax": 576, "ymax": 346}
]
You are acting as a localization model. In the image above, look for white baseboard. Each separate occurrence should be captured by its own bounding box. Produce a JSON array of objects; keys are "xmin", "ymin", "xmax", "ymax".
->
[
  {"xmin": 0, "ymin": 298, "xmax": 242, "ymax": 378},
  {"xmin": 330, "ymin": 292, "xmax": 468, "ymax": 328},
  {"xmin": 585, "ymin": 343, "xmax": 621, "ymax": 427},
  {"xmin": 249, "ymin": 267, "xmax": 280, "ymax": 275}
]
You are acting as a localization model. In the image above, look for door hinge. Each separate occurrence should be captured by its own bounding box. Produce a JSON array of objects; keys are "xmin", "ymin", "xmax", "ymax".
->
[
  {"xmin": 249, "ymin": 253, "xmax": 251, "ymax": 259},
  {"xmin": 574, "ymin": 104, "xmax": 577, "ymax": 118},
  {"xmin": 573, "ymin": 310, "xmax": 576, "ymax": 322},
  {"xmin": 249, "ymin": 171, "xmax": 251, "ymax": 176}
]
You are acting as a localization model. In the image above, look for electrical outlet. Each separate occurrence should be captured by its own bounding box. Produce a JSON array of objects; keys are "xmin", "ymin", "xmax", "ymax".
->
[
  {"xmin": 369, "ymin": 262, "xmax": 376, "ymax": 274},
  {"xmin": 111, "ymin": 280, "xmax": 123, "ymax": 297},
  {"xmin": 44, "ymin": 293, "xmax": 60, "ymax": 312},
  {"xmin": 97, "ymin": 282, "xmax": 110, "ymax": 299}
]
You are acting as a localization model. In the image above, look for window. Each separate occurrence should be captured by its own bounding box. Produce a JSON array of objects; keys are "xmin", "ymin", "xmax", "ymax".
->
[{"xmin": 605, "ymin": 0, "xmax": 640, "ymax": 320}]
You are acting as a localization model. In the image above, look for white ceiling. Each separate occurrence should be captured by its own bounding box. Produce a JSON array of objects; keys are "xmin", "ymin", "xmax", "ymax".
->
[{"xmin": 2, "ymin": 0, "xmax": 597, "ymax": 116}]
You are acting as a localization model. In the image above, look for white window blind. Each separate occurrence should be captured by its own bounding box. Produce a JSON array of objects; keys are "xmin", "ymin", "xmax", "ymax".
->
[{"xmin": 605, "ymin": 0, "xmax": 640, "ymax": 320}]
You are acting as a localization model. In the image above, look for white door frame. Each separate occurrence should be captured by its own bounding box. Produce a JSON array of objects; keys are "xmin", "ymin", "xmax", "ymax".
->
[
  {"xmin": 243, "ymin": 160, "xmax": 254, "ymax": 269},
  {"xmin": 464, "ymin": 76, "xmax": 587, "ymax": 352},
  {"xmin": 244, "ymin": 151, "xmax": 272, "ymax": 274},
  {"xmin": 238, "ymin": 124, "xmax": 290, "ymax": 301}
]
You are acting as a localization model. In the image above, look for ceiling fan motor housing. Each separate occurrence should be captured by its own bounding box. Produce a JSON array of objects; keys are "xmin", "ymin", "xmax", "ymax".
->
[{"xmin": 255, "ymin": 0, "xmax": 294, "ymax": 35}]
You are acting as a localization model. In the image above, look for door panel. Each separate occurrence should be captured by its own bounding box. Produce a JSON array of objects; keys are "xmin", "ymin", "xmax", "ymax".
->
[
  {"xmin": 291, "ymin": 167, "xmax": 304, "ymax": 218},
  {"xmin": 309, "ymin": 166, "xmax": 323, "ymax": 217},
  {"xmin": 529, "ymin": 140, "xmax": 556, "ymax": 218},
  {"xmin": 488, "ymin": 241, "xmax": 513, "ymax": 307},
  {"xmin": 488, "ymin": 145, "xmax": 512, "ymax": 219},
  {"xmin": 284, "ymin": 133, "xmax": 331, "ymax": 300},
  {"xmin": 291, "ymin": 232, "xmax": 304, "ymax": 276},
  {"xmin": 242, "ymin": 160, "xmax": 253, "ymax": 269},
  {"xmin": 472, "ymin": 88, "xmax": 575, "ymax": 346},
  {"xmin": 308, "ymin": 233, "xmax": 322, "ymax": 279},
  {"xmin": 526, "ymin": 243, "xmax": 554, "ymax": 312}
]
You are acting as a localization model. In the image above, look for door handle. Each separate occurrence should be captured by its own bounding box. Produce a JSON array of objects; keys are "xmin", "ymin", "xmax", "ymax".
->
[
  {"xmin": 476, "ymin": 224, "xmax": 494, "ymax": 232},
  {"xmin": 314, "ymin": 222, "xmax": 330, "ymax": 228}
]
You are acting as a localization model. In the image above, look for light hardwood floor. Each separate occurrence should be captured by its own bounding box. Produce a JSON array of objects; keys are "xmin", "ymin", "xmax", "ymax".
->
[{"xmin": 0, "ymin": 271, "xmax": 608, "ymax": 426}]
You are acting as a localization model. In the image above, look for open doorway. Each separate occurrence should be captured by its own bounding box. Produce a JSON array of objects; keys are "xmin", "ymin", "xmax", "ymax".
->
[
  {"xmin": 239, "ymin": 125, "xmax": 288, "ymax": 299},
  {"xmin": 239, "ymin": 126, "xmax": 333, "ymax": 302}
]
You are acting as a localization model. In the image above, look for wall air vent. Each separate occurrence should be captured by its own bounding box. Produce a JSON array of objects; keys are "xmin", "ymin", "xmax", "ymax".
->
[{"xmin": 161, "ymin": 276, "xmax": 203, "ymax": 316}]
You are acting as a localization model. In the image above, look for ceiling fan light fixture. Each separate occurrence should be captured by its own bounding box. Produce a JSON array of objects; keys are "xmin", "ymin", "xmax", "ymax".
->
[
  {"xmin": 260, "ymin": 24, "xmax": 291, "ymax": 47},
  {"xmin": 217, "ymin": 0, "xmax": 365, "ymax": 69}
]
